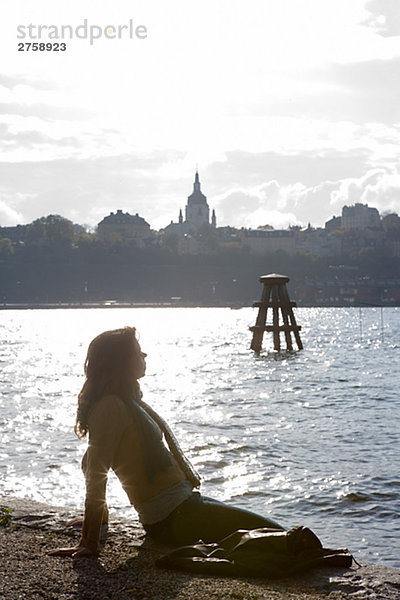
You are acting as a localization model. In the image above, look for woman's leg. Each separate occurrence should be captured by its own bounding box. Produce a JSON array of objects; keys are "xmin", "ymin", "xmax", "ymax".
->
[{"xmin": 166, "ymin": 493, "xmax": 284, "ymax": 546}]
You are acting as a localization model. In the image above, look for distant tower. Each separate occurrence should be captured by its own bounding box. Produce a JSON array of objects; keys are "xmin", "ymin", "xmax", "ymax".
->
[
  {"xmin": 178, "ymin": 209, "xmax": 183, "ymax": 224},
  {"xmin": 211, "ymin": 209, "xmax": 217, "ymax": 228},
  {"xmin": 185, "ymin": 171, "xmax": 210, "ymax": 226}
]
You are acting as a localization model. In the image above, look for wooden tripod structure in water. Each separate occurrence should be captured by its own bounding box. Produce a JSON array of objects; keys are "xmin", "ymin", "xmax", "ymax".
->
[{"xmin": 250, "ymin": 273, "xmax": 303, "ymax": 353}]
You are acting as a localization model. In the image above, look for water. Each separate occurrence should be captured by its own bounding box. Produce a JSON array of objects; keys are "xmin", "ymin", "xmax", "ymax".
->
[{"xmin": 0, "ymin": 307, "xmax": 399, "ymax": 568}]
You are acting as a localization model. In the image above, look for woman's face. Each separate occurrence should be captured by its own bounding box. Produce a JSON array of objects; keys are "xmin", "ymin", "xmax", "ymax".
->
[{"xmin": 132, "ymin": 338, "xmax": 147, "ymax": 379}]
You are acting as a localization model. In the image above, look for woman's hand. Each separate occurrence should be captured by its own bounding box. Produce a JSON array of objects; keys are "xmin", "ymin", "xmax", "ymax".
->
[
  {"xmin": 47, "ymin": 545, "xmax": 93, "ymax": 558},
  {"xmin": 65, "ymin": 516, "xmax": 84, "ymax": 528}
]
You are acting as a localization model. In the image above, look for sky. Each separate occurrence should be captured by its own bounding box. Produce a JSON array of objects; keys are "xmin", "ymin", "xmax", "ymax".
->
[{"xmin": 1, "ymin": 0, "xmax": 400, "ymax": 231}]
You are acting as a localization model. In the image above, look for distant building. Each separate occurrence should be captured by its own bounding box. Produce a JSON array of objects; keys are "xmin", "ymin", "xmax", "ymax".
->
[
  {"xmin": 241, "ymin": 229, "xmax": 296, "ymax": 255},
  {"xmin": 97, "ymin": 210, "xmax": 152, "ymax": 246},
  {"xmin": 177, "ymin": 234, "xmax": 216, "ymax": 255},
  {"xmin": 163, "ymin": 219, "xmax": 194, "ymax": 238},
  {"xmin": 341, "ymin": 203, "xmax": 381, "ymax": 230},
  {"xmin": 325, "ymin": 215, "xmax": 342, "ymax": 232},
  {"xmin": 186, "ymin": 171, "xmax": 210, "ymax": 227},
  {"xmin": 387, "ymin": 239, "xmax": 400, "ymax": 258},
  {"xmin": 216, "ymin": 226, "xmax": 242, "ymax": 248},
  {"xmin": 0, "ymin": 224, "xmax": 27, "ymax": 242},
  {"xmin": 164, "ymin": 171, "xmax": 216, "ymax": 238},
  {"xmin": 295, "ymin": 226, "xmax": 342, "ymax": 257}
]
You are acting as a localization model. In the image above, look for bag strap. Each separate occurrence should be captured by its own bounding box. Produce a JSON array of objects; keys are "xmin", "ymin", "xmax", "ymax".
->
[{"xmin": 136, "ymin": 396, "xmax": 201, "ymax": 488}]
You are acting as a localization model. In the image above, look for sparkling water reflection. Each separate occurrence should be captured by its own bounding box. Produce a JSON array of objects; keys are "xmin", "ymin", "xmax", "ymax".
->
[{"xmin": 0, "ymin": 307, "xmax": 399, "ymax": 567}]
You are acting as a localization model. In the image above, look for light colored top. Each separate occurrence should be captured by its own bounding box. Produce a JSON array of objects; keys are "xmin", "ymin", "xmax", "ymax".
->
[
  {"xmin": 137, "ymin": 479, "xmax": 193, "ymax": 524},
  {"xmin": 79, "ymin": 395, "xmax": 192, "ymax": 552}
]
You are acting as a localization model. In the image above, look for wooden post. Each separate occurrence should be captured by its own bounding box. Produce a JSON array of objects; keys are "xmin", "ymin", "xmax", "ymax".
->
[
  {"xmin": 250, "ymin": 282, "xmax": 272, "ymax": 352},
  {"xmin": 250, "ymin": 273, "xmax": 303, "ymax": 353}
]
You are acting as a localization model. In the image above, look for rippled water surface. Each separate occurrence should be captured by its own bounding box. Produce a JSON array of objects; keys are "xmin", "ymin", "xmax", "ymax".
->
[{"xmin": 1, "ymin": 307, "xmax": 399, "ymax": 567}]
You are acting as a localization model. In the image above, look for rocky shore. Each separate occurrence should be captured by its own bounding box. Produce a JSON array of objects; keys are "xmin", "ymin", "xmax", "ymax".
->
[{"xmin": 1, "ymin": 496, "xmax": 399, "ymax": 600}]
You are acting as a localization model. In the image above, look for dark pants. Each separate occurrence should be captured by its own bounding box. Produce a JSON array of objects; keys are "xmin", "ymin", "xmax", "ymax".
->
[{"xmin": 144, "ymin": 492, "xmax": 284, "ymax": 546}]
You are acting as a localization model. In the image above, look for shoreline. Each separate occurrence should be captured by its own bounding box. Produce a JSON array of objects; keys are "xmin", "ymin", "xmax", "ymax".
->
[
  {"xmin": 2, "ymin": 301, "xmax": 400, "ymax": 310},
  {"xmin": 1, "ymin": 495, "xmax": 400, "ymax": 600}
]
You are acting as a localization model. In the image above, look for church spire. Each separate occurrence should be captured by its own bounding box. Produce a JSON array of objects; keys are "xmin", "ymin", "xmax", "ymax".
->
[{"xmin": 194, "ymin": 170, "xmax": 201, "ymax": 192}]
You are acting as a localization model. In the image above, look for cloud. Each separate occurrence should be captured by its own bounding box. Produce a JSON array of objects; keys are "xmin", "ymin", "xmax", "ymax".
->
[
  {"xmin": 364, "ymin": 0, "xmax": 400, "ymax": 37},
  {"xmin": 0, "ymin": 72, "xmax": 91, "ymax": 121},
  {"xmin": 243, "ymin": 208, "xmax": 299, "ymax": 230},
  {"xmin": 213, "ymin": 167, "xmax": 400, "ymax": 229},
  {"xmin": 0, "ymin": 197, "xmax": 25, "ymax": 226},
  {"xmin": 243, "ymin": 58, "xmax": 400, "ymax": 125},
  {"xmin": 3, "ymin": 147, "xmax": 397, "ymax": 231},
  {"xmin": 214, "ymin": 180, "xmax": 339, "ymax": 229},
  {"xmin": 216, "ymin": 188, "xmax": 300, "ymax": 229},
  {"xmin": 0, "ymin": 122, "xmax": 83, "ymax": 149},
  {"xmin": 0, "ymin": 101, "xmax": 92, "ymax": 121},
  {"xmin": 320, "ymin": 59, "xmax": 400, "ymax": 124},
  {"xmin": 0, "ymin": 150, "xmax": 186, "ymax": 227},
  {"xmin": 206, "ymin": 149, "xmax": 372, "ymax": 188},
  {"xmin": 332, "ymin": 167, "xmax": 400, "ymax": 214},
  {"xmin": 2, "ymin": 155, "xmax": 400, "ymax": 231},
  {"xmin": 0, "ymin": 74, "xmax": 58, "ymax": 91}
]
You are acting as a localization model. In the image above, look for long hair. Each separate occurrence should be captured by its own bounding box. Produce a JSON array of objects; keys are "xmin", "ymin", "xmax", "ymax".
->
[{"xmin": 75, "ymin": 326, "xmax": 140, "ymax": 438}]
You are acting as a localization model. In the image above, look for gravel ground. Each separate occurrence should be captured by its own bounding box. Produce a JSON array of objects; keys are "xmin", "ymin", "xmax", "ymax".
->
[{"xmin": 1, "ymin": 496, "xmax": 399, "ymax": 600}]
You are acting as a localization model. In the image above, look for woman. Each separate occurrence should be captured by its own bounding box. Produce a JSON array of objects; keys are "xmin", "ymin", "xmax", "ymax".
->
[{"xmin": 49, "ymin": 326, "xmax": 283, "ymax": 557}]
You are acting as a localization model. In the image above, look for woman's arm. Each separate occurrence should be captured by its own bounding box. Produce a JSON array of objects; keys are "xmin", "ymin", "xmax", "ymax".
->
[
  {"xmin": 80, "ymin": 397, "xmax": 126, "ymax": 552},
  {"xmin": 48, "ymin": 396, "xmax": 126, "ymax": 557}
]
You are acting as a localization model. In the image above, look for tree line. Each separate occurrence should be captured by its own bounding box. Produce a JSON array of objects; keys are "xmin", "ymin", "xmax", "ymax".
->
[{"xmin": 1, "ymin": 214, "xmax": 399, "ymax": 304}]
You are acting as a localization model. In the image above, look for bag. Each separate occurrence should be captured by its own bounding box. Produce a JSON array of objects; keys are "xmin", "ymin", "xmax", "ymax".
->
[{"xmin": 156, "ymin": 526, "xmax": 354, "ymax": 578}]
